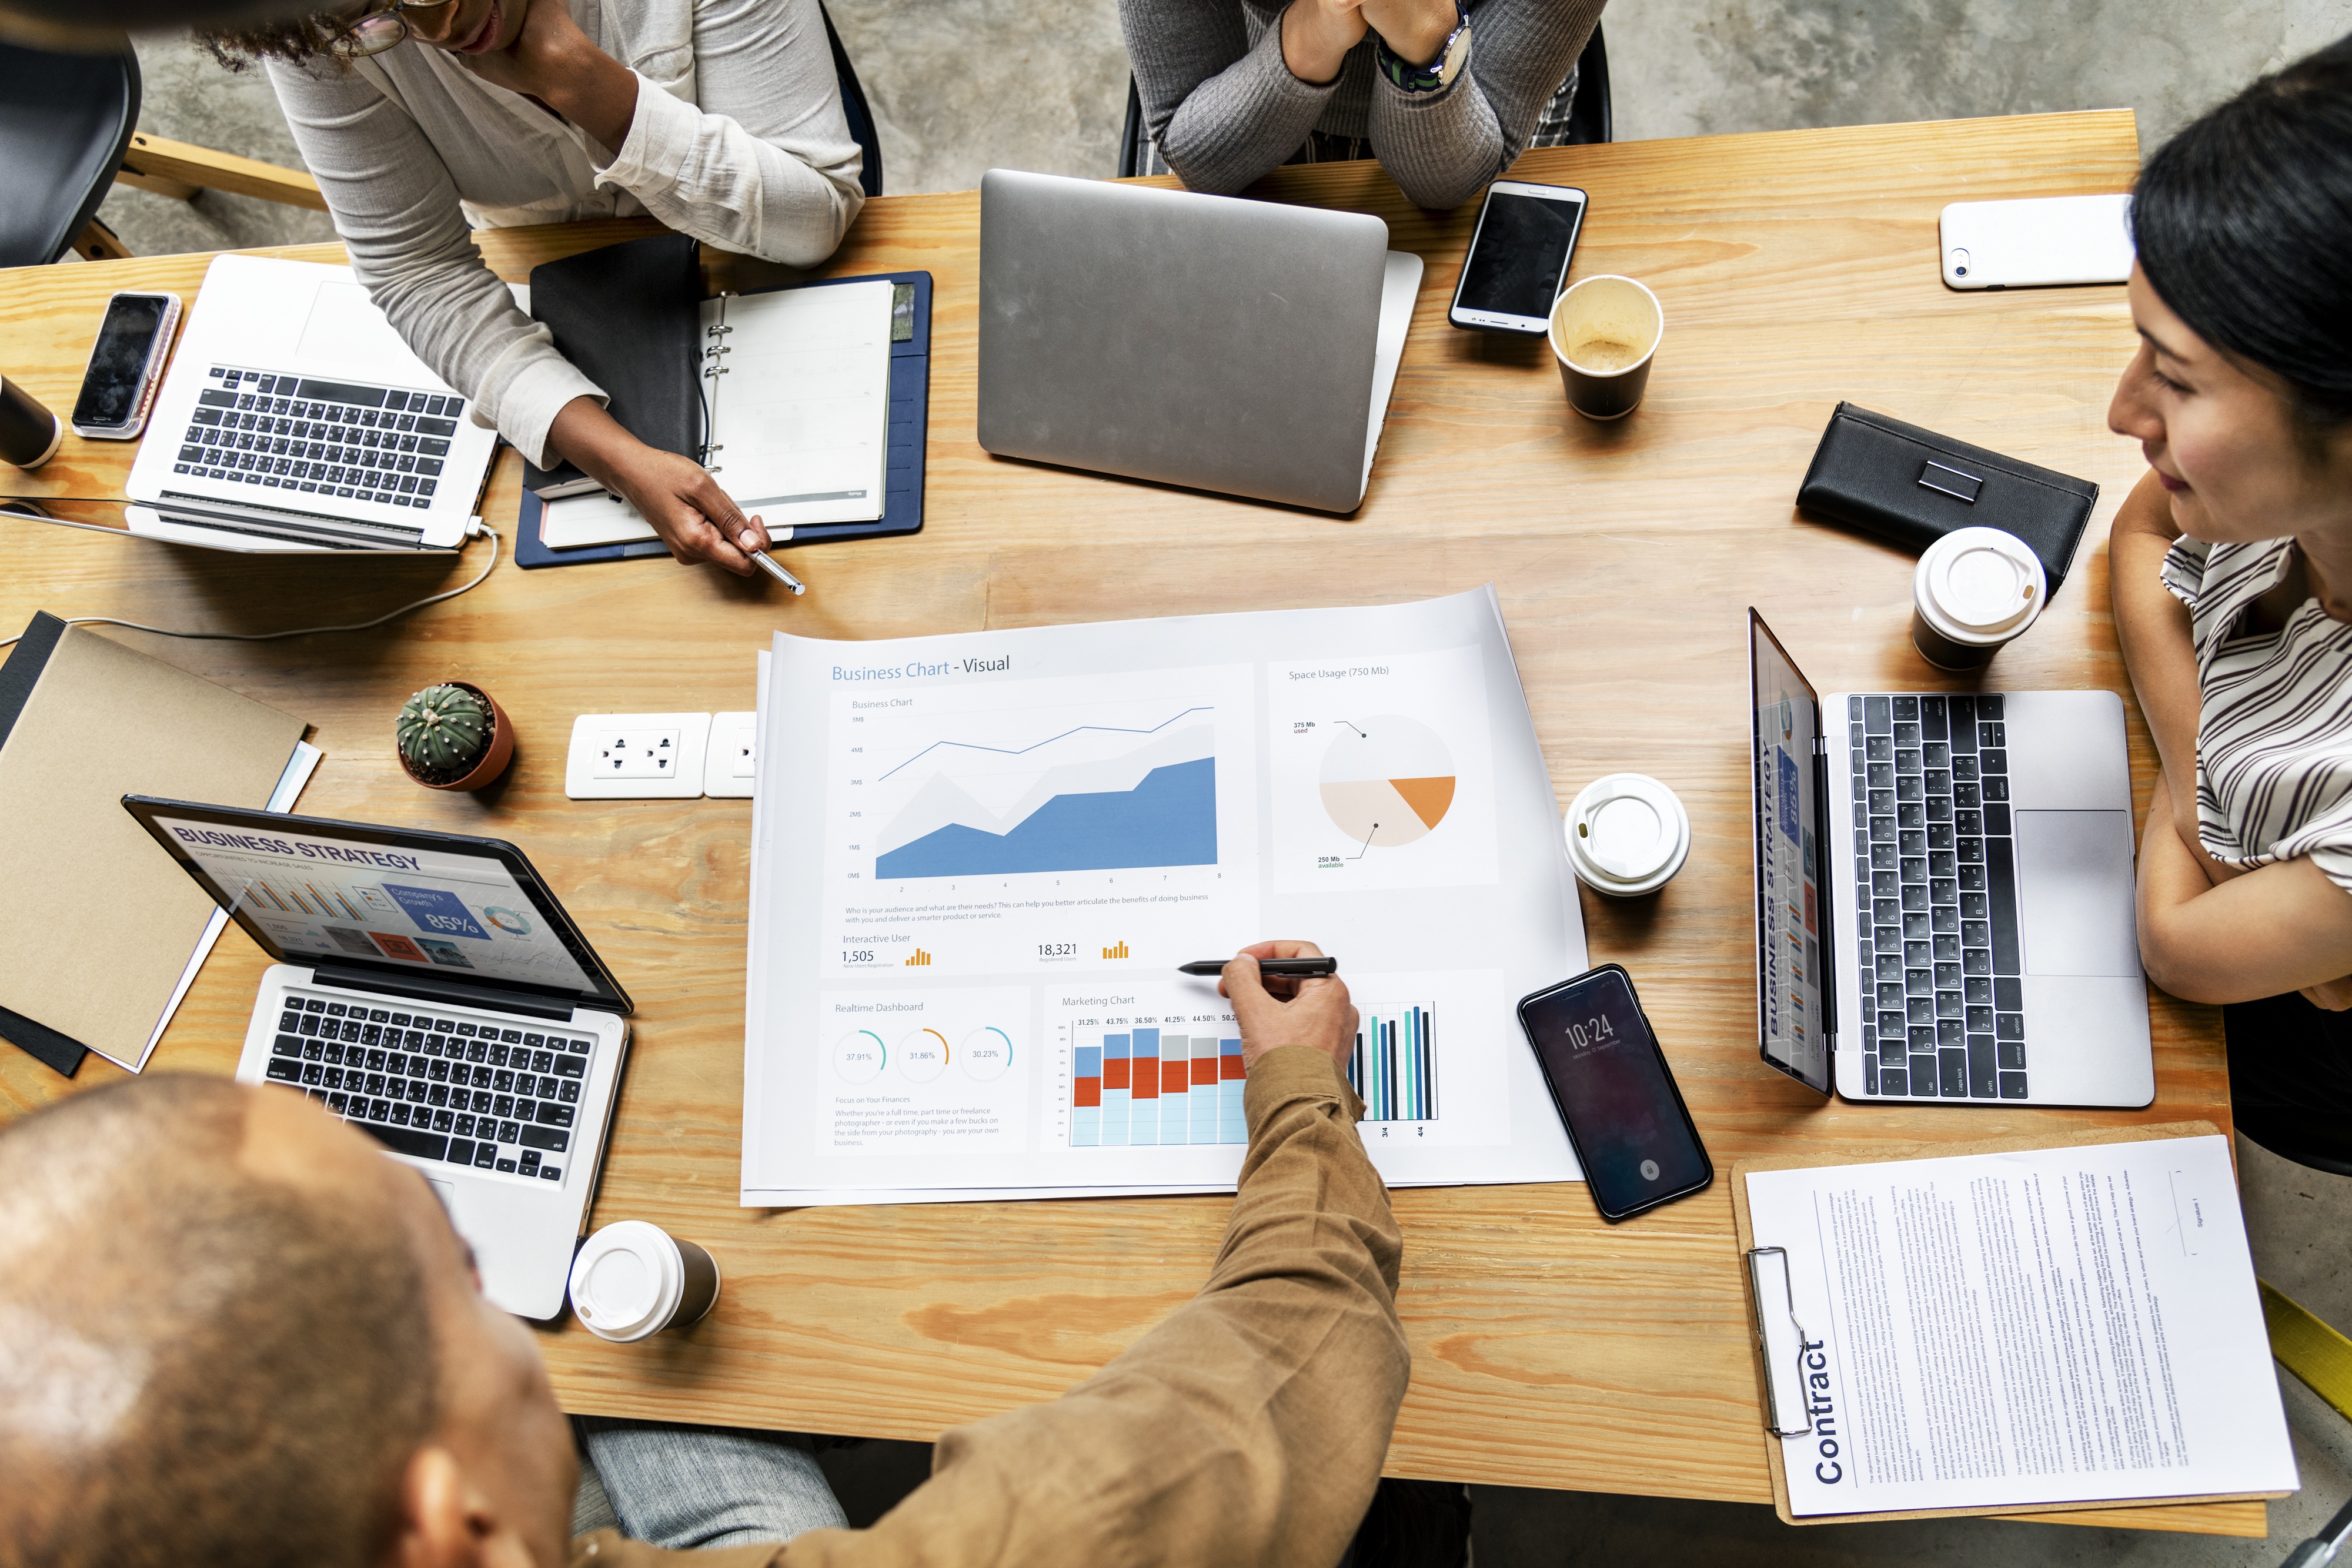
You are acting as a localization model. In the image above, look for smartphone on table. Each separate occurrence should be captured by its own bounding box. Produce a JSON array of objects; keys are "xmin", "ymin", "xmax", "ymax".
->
[
  {"xmin": 1518, "ymin": 964, "xmax": 1712, "ymax": 1222},
  {"xmin": 71, "ymin": 290, "xmax": 182, "ymax": 440},
  {"xmin": 1939, "ymin": 193, "xmax": 2133, "ymax": 290},
  {"xmin": 1449, "ymin": 180, "xmax": 1588, "ymax": 335}
]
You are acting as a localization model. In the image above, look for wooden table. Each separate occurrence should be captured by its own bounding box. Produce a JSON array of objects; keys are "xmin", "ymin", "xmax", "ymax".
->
[{"xmin": 0, "ymin": 109, "xmax": 2258, "ymax": 1536}]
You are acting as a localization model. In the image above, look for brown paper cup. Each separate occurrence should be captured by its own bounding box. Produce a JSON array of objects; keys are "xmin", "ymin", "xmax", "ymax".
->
[{"xmin": 1548, "ymin": 276, "xmax": 1663, "ymax": 421}]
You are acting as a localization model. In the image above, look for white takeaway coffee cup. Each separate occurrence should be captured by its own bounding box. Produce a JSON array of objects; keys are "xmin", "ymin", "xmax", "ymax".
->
[
  {"xmin": 569, "ymin": 1221, "xmax": 721, "ymax": 1342},
  {"xmin": 1911, "ymin": 527, "xmax": 2046, "ymax": 671},
  {"xmin": 1563, "ymin": 773, "xmax": 1691, "ymax": 897}
]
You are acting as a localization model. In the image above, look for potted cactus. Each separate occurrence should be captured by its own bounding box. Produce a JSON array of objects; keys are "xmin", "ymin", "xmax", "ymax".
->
[{"xmin": 396, "ymin": 680, "xmax": 513, "ymax": 791}]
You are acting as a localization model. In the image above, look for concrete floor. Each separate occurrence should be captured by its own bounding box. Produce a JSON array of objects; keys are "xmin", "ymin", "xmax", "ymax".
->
[{"xmin": 95, "ymin": 1, "xmax": 2352, "ymax": 1561}]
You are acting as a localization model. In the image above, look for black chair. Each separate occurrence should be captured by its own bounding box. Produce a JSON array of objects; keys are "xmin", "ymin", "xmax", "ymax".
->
[
  {"xmin": 1118, "ymin": 20, "xmax": 1611, "ymax": 179},
  {"xmin": 820, "ymin": 2, "xmax": 883, "ymax": 199},
  {"xmin": 0, "ymin": 36, "xmax": 139, "ymax": 265}
]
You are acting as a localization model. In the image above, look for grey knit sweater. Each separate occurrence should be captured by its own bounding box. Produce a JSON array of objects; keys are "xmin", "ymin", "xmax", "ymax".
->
[{"xmin": 1119, "ymin": 0, "xmax": 1605, "ymax": 210}]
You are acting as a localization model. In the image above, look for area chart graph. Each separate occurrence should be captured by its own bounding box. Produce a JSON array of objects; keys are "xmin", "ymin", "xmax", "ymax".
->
[
  {"xmin": 1071, "ymin": 1026, "xmax": 1246, "ymax": 1146},
  {"xmin": 876, "ymin": 756, "xmax": 1216, "ymax": 879},
  {"xmin": 1349, "ymin": 1002, "xmax": 1438, "ymax": 1123}
]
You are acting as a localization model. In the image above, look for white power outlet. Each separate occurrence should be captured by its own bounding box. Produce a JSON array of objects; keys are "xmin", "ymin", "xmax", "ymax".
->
[
  {"xmin": 565, "ymin": 713, "xmax": 711, "ymax": 800},
  {"xmin": 704, "ymin": 712, "xmax": 757, "ymax": 798}
]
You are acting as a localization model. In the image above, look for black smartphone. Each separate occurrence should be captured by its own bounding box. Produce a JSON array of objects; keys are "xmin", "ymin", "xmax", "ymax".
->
[
  {"xmin": 71, "ymin": 290, "xmax": 181, "ymax": 440},
  {"xmin": 1448, "ymin": 180, "xmax": 1588, "ymax": 335},
  {"xmin": 1518, "ymin": 965, "xmax": 1712, "ymax": 1222}
]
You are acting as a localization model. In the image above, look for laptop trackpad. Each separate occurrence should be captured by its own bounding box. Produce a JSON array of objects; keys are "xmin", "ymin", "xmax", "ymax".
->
[{"xmin": 2014, "ymin": 810, "xmax": 2141, "ymax": 977}]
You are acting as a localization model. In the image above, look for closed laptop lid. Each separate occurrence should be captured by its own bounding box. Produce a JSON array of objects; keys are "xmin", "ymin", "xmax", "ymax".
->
[
  {"xmin": 977, "ymin": 168, "xmax": 1389, "ymax": 513},
  {"xmin": 122, "ymin": 797, "xmax": 632, "ymax": 1015}
]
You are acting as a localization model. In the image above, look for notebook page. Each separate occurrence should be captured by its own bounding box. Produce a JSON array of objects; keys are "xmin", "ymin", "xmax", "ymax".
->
[
  {"xmin": 1746, "ymin": 1134, "xmax": 2296, "ymax": 1516},
  {"xmin": 707, "ymin": 280, "xmax": 893, "ymax": 528}
]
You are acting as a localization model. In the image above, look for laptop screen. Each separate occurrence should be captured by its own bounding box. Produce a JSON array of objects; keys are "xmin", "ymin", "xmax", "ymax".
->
[
  {"xmin": 124, "ymin": 800, "xmax": 628, "ymax": 1011},
  {"xmin": 1747, "ymin": 612, "xmax": 1831, "ymax": 1094}
]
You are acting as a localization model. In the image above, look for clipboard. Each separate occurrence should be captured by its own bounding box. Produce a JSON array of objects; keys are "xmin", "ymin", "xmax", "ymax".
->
[
  {"xmin": 1732, "ymin": 1121, "xmax": 2283, "ymax": 1533},
  {"xmin": 515, "ymin": 270, "xmax": 931, "ymax": 569}
]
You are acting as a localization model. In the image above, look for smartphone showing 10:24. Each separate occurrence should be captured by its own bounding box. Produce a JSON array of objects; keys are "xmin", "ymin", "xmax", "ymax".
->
[{"xmin": 1518, "ymin": 964, "xmax": 1713, "ymax": 1222}]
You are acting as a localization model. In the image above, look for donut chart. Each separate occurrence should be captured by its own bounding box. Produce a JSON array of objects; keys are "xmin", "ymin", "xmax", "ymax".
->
[{"xmin": 1317, "ymin": 715, "xmax": 1457, "ymax": 848}]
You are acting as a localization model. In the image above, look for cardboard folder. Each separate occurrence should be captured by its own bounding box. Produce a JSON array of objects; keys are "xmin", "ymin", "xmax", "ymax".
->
[{"xmin": 0, "ymin": 615, "xmax": 305, "ymax": 1075}]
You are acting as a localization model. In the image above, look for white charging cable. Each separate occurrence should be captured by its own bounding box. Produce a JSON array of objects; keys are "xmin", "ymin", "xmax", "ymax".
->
[{"xmin": 0, "ymin": 517, "xmax": 501, "ymax": 650}]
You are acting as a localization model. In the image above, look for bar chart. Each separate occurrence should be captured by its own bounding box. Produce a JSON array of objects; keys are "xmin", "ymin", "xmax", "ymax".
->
[
  {"xmin": 1070, "ymin": 1025, "xmax": 1247, "ymax": 1146},
  {"xmin": 1350, "ymin": 1002, "xmax": 1438, "ymax": 1123}
]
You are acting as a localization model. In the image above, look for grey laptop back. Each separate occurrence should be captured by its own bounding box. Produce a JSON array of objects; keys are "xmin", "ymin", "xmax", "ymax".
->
[{"xmin": 978, "ymin": 168, "xmax": 1390, "ymax": 513}]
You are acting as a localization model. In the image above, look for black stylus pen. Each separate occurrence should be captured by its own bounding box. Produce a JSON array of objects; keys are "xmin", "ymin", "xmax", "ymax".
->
[{"xmin": 1175, "ymin": 957, "xmax": 1339, "ymax": 977}]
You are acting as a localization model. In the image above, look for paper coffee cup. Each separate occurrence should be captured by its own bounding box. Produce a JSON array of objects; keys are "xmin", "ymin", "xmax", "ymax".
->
[
  {"xmin": 1, "ymin": 375, "xmax": 62, "ymax": 471},
  {"xmin": 1548, "ymin": 276, "xmax": 1662, "ymax": 421},
  {"xmin": 569, "ymin": 1221, "xmax": 721, "ymax": 1342},
  {"xmin": 1563, "ymin": 773, "xmax": 1690, "ymax": 897},
  {"xmin": 1910, "ymin": 527, "xmax": 2045, "ymax": 671}
]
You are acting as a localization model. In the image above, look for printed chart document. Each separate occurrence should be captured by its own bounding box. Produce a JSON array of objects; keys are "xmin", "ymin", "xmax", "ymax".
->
[
  {"xmin": 742, "ymin": 587, "xmax": 1586, "ymax": 1205},
  {"xmin": 1746, "ymin": 1134, "xmax": 2296, "ymax": 1518}
]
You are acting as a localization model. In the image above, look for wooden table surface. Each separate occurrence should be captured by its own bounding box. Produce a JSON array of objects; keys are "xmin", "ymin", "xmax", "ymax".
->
[{"xmin": 0, "ymin": 109, "xmax": 2260, "ymax": 1536}]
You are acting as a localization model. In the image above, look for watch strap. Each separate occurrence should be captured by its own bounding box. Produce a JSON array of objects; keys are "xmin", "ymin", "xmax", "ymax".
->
[{"xmin": 1374, "ymin": 0, "xmax": 1469, "ymax": 93}]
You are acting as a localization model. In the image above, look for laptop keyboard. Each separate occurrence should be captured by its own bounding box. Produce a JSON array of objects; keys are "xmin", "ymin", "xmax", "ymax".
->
[
  {"xmin": 171, "ymin": 366, "xmax": 461, "ymax": 509},
  {"xmin": 1846, "ymin": 693, "xmax": 2027, "ymax": 1101},
  {"xmin": 261, "ymin": 991, "xmax": 590, "ymax": 1182}
]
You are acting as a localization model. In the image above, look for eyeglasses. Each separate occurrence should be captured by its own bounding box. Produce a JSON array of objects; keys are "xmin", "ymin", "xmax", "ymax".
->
[{"xmin": 328, "ymin": 0, "xmax": 464, "ymax": 58}]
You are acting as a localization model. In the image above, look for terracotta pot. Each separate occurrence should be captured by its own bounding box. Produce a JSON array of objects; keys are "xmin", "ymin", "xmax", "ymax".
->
[{"xmin": 399, "ymin": 680, "xmax": 514, "ymax": 791}]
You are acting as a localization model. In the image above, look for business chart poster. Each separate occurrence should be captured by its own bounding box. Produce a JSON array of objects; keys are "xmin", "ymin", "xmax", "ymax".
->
[{"xmin": 744, "ymin": 587, "xmax": 1587, "ymax": 1204}]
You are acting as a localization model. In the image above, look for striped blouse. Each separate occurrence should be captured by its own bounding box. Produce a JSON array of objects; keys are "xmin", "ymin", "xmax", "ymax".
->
[{"xmin": 2164, "ymin": 534, "xmax": 2352, "ymax": 891}]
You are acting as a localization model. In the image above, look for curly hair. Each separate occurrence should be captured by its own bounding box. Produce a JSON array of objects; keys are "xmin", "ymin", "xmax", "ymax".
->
[{"xmin": 193, "ymin": 9, "xmax": 354, "ymax": 69}]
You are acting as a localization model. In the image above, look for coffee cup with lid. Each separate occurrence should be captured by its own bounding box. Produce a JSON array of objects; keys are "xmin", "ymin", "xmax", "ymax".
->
[
  {"xmin": 568, "ymin": 1221, "xmax": 721, "ymax": 1342},
  {"xmin": 1563, "ymin": 773, "xmax": 1691, "ymax": 897},
  {"xmin": 1911, "ymin": 527, "xmax": 2046, "ymax": 670}
]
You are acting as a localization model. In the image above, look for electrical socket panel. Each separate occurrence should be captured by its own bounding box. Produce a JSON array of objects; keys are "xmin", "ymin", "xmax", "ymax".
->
[
  {"xmin": 704, "ymin": 712, "xmax": 757, "ymax": 798},
  {"xmin": 564, "ymin": 713, "xmax": 711, "ymax": 800}
]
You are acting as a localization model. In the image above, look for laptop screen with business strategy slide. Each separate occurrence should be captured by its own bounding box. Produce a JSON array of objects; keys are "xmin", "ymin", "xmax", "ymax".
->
[
  {"xmin": 1748, "ymin": 611, "xmax": 1833, "ymax": 1095},
  {"xmin": 123, "ymin": 800, "xmax": 630, "ymax": 1012}
]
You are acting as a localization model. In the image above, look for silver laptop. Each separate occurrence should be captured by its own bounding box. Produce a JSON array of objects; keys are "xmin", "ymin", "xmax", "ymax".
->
[
  {"xmin": 124, "ymin": 254, "xmax": 499, "ymax": 553},
  {"xmin": 1746, "ymin": 611, "xmax": 2153, "ymax": 1107},
  {"xmin": 976, "ymin": 168, "xmax": 1423, "ymax": 513},
  {"xmin": 125, "ymin": 797, "xmax": 633, "ymax": 1320}
]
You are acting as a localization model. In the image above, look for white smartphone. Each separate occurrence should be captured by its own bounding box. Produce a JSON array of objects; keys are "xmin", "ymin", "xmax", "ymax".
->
[
  {"xmin": 71, "ymin": 290, "xmax": 182, "ymax": 440},
  {"xmin": 1939, "ymin": 194, "xmax": 2134, "ymax": 290},
  {"xmin": 1449, "ymin": 180, "xmax": 1588, "ymax": 335}
]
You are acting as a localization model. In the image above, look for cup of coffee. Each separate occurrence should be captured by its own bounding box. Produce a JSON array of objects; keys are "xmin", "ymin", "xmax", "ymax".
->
[
  {"xmin": 1911, "ymin": 527, "xmax": 2046, "ymax": 671},
  {"xmin": 1547, "ymin": 276, "xmax": 1663, "ymax": 421},
  {"xmin": 567, "ymin": 1221, "xmax": 721, "ymax": 1342},
  {"xmin": 1563, "ymin": 773, "xmax": 1690, "ymax": 897},
  {"xmin": 1, "ymin": 375, "xmax": 63, "ymax": 471}
]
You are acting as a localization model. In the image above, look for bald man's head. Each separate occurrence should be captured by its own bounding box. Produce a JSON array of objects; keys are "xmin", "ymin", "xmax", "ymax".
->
[{"xmin": 0, "ymin": 1076, "xmax": 435, "ymax": 1568}]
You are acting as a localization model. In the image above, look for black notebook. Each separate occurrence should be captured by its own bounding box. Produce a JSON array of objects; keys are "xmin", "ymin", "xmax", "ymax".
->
[{"xmin": 523, "ymin": 233, "xmax": 703, "ymax": 498}]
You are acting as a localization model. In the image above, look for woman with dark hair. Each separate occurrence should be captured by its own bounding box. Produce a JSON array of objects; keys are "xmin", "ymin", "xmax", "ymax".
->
[
  {"xmin": 206, "ymin": 0, "xmax": 865, "ymax": 574},
  {"xmin": 2108, "ymin": 35, "xmax": 2352, "ymax": 1169}
]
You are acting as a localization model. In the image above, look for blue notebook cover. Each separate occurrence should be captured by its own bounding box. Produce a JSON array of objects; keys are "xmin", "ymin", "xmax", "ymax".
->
[{"xmin": 517, "ymin": 270, "xmax": 931, "ymax": 569}]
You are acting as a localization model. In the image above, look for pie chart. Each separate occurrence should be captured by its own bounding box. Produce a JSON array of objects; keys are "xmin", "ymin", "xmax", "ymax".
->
[{"xmin": 1318, "ymin": 716, "xmax": 1457, "ymax": 847}]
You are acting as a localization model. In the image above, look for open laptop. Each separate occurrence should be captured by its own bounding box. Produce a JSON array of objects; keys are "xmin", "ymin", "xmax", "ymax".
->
[
  {"xmin": 123, "ymin": 254, "xmax": 500, "ymax": 553},
  {"xmin": 123, "ymin": 797, "xmax": 633, "ymax": 1319},
  {"xmin": 1745, "ymin": 610, "xmax": 2153, "ymax": 1107},
  {"xmin": 975, "ymin": 168, "xmax": 1424, "ymax": 513}
]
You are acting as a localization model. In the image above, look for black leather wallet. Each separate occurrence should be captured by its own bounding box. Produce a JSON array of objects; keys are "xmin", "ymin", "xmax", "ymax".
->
[
  {"xmin": 523, "ymin": 233, "xmax": 703, "ymax": 496},
  {"xmin": 1795, "ymin": 402, "xmax": 2098, "ymax": 598}
]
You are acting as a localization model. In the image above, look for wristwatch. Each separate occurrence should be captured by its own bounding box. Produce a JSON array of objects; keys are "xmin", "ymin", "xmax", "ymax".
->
[{"xmin": 1375, "ymin": 0, "xmax": 1472, "ymax": 94}]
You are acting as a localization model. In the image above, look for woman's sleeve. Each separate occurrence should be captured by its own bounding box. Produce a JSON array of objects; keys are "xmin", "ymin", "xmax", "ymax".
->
[
  {"xmin": 592, "ymin": 0, "xmax": 866, "ymax": 268},
  {"xmin": 1122, "ymin": 0, "xmax": 1338, "ymax": 194},
  {"xmin": 1368, "ymin": 0, "xmax": 1605, "ymax": 211},
  {"xmin": 265, "ymin": 56, "xmax": 603, "ymax": 469},
  {"xmin": 2161, "ymin": 534, "xmax": 2211, "ymax": 611}
]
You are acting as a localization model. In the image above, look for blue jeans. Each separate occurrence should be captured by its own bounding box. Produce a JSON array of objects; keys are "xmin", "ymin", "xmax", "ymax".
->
[{"xmin": 573, "ymin": 1417, "xmax": 849, "ymax": 1550}]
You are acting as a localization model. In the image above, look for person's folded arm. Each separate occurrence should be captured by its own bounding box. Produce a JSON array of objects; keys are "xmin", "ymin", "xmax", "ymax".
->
[
  {"xmin": 1362, "ymin": 0, "xmax": 1599, "ymax": 210},
  {"xmin": 2139, "ymin": 780, "xmax": 2352, "ymax": 1003},
  {"xmin": 266, "ymin": 55, "xmax": 602, "ymax": 470},
  {"xmin": 589, "ymin": 0, "xmax": 864, "ymax": 267},
  {"xmin": 1122, "ymin": 0, "xmax": 1341, "ymax": 194},
  {"xmin": 2112, "ymin": 469, "xmax": 2208, "ymax": 849},
  {"xmin": 778, "ymin": 1045, "xmax": 1408, "ymax": 1568}
]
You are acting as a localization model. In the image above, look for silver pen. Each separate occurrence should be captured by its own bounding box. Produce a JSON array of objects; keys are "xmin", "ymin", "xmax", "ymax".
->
[{"xmin": 751, "ymin": 549, "xmax": 806, "ymax": 596}]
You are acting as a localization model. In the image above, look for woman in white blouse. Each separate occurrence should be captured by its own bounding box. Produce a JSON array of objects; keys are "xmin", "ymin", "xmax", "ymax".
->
[
  {"xmin": 2107, "ymin": 37, "xmax": 2352, "ymax": 1166},
  {"xmin": 202, "ymin": 0, "xmax": 865, "ymax": 574}
]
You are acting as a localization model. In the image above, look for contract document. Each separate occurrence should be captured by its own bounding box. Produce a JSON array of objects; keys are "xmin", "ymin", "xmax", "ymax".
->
[
  {"xmin": 741, "ymin": 587, "xmax": 1586, "ymax": 1205},
  {"xmin": 1746, "ymin": 1134, "xmax": 2296, "ymax": 1519}
]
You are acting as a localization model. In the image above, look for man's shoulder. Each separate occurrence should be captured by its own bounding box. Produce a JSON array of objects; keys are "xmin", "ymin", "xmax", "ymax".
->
[{"xmin": 573, "ymin": 1529, "xmax": 787, "ymax": 1567}]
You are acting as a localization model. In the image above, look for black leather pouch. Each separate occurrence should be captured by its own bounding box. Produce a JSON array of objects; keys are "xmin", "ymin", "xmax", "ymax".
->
[{"xmin": 1795, "ymin": 402, "xmax": 2098, "ymax": 597}]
